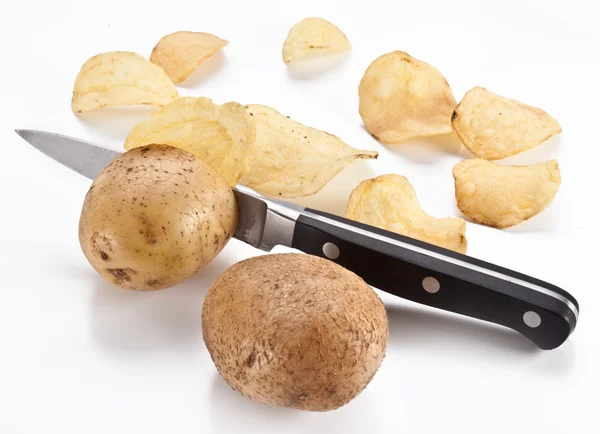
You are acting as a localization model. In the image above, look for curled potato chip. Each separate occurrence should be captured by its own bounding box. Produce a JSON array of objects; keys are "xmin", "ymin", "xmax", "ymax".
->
[
  {"xmin": 346, "ymin": 174, "xmax": 467, "ymax": 253},
  {"xmin": 282, "ymin": 17, "xmax": 352, "ymax": 64},
  {"xmin": 72, "ymin": 51, "xmax": 179, "ymax": 113},
  {"xmin": 124, "ymin": 97, "xmax": 255, "ymax": 186},
  {"xmin": 358, "ymin": 51, "xmax": 457, "ymax": 144},
  {"xmin": 150, "ymin": 31, "xmax": 228, "ymax": 84},
  {"xmin": 241, "ymin": 104, "xmax": 378, "ymax": 197},
  {"xmin": 451, "ymin": 87, "xmax": 562, "ymax": 160},
  {"xmin": 452, "ymin": 159, "xmax": 561, "ymax": 228}
]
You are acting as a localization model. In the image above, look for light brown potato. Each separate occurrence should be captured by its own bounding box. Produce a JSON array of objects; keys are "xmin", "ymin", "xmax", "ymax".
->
[
  {"xmin": 359, "ymin": 51, "xmax": 457, "ymax": 143},
  {"xmin": 124, "ymin": 97, "xmax": 255, "ymax": 186},
  {"xmin": 150, "ymin": 31, "xmax": 228, "ymax": 84},
  {"xmin": 282, "ymin": 17, "xmax": 352, "ymax": 64},
  {"xmin": 202, "ymin": 253, "xmax": 388, "ymax": 411},
  {"xmin": 452, "ymin": 159, "xmax": 561, "ymax": 228},
  {"xmin": 71, "ymin": 51, "xmax": 179, "ymax": 113},
  {"xmin": 346, "ymin": 174, "xmax": 467, "ymax": 253},
  {"xmin": 79, "ymin": 144, "xmax": 238, "ymax": 291},
  {"xmin": 451, "ymin": 87, "xmax": 562, "ymax": 160},
  {"xmin": 241, "ymin": 104, "xmax": 378, "ymax": 197}
]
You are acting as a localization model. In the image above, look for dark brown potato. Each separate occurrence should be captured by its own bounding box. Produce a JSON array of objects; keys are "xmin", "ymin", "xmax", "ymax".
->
[
  {"xmin": 202, "ymin": 253, "xmax": 389, "ymax": 411},
  {"xmin": 78, "ymin": 144, "xmax": 239, "ymax": 291}
]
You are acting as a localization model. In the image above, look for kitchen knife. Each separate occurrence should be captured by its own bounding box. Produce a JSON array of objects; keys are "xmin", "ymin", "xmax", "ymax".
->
[{"xmin": 15, "ymin": 129, "xmax": 579, "ymax": 350}]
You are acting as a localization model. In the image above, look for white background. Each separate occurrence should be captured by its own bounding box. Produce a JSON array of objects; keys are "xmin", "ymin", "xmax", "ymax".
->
[{"xmin": 1, "ymin": 0, "xmax": 598, "ymax": 433}]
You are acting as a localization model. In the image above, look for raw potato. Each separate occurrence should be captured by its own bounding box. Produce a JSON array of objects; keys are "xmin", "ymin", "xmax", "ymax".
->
[
  {"xmin": 451, "ymin": 87, "xmax": 562, "ymax": 160},
  {"xmin": 202, "ymin": 253, "xmax": 388, "ymax": 411},
  {"xmin": 452, "ymin": 159, "xmax": 561, "ymax": 229},
  {"xmin": 79, "ymin": 144, "xmax": 238, "ymax": 291},
  {"xmin": 282, "ymin": 17, "xmax": 352, "ymax": 64},
  {"xmin": 150, "ymin": 31, "xmax": 228, "ymax": 84},
  {"xmin": 346, "ymin": 174, "xmax": 467, "ymax": 253},
  {"xmin": 359, "ymin": 51, "xmax": 457, "ymax": 143},
  {"xmin": 241, "ymin": 104, "xmax": 378, "ymax": 197},
  {"xmin": 124, "ymin": 97, "xmax": 255, "ymax": 186},
  {"xmin": 71, "ymin": 51, "xmax": 179, "ymax": 113}
]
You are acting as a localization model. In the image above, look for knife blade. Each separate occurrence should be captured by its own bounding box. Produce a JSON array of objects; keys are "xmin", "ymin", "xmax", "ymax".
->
[
  {"xmin": 14, "ymin": 129, "xmax": 298, "ymax": 251},
  {"xmin": 16, "ymin": 129, "xmax": 579, "ymax": 350}
]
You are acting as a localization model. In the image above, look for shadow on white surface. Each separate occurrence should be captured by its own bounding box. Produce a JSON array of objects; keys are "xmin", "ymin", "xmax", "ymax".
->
[
  {"xmin": 209, "ymin": 372, "xmax": 306, "ymax": 430},
  {"xmin": 208, "ymin": 371, "xmax": 386, "ymax": 433},
  {"xmin": 75, "ymin": 107, "xmax": 155, "ymax": 142},
  {"xmin": 532, "ymin": 340, "xmax": 576, "ymax": 374},
  {"xmin": 88, "ymin": 253, "xmax": 233, "ymax": 355},
  {"xmin": 386, "ymin": 304, "xmax": 540, "ymax": 355},
  {"xmin": 500, "ymin": 205, "xmax": 560, "ymax": 233},
  {"xmin": 456, "ymin": 201, "xmax": 560, "ymax": 234},
  {"xmin": 177, "ymin": 51, "xmax": 227, "ymax": 89},
  {"xmin": 285, "ymin": 52, "xmax": 351, "ymax": 80},
  {"xmin": 284, "ymin": 159, "xmax": 376, "ymax": 216},
  {"xmin": 436, "ymin": 132, "xmax": 562, "ymax": 166},
  {"xmin": 383, "ymin": 131, "xmax": 466, "ymax": 164},
  {"xmin": 493, "ymin": 135, "xmax": 562, "ymax": 166}
]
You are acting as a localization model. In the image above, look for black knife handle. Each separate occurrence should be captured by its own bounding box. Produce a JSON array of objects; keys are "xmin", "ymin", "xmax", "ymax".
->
[{"xmin": 291, "ymin": 209, "xmax": 579, "ymax": 350}]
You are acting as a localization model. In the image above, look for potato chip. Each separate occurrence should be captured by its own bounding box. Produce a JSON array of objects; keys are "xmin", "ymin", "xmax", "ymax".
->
[
  {"xmin": 282, "ymin": 17, "xmax": 352, "ymax": 64},
  {"xmin": 358, "ymin": 51, "xmax": 457, "ymax": 144},
  {"xmin": 241, "ymin": 104, "xmax": 378, "ymax": 197},
  {"xmin": 451, "ymin": 87, "xmax": 562, "ymax": 160},
  {"xmin": 150, "ymin": 31, "xmax": 228, "ymax": 84},
  {"xmin": 71, "ymin": 51, "xmax": 179, "ymax": 113},
  {"xmin": 124, "ymin": 97, "xmax": 255, "ymax": 186},
  {"xmin": 452, "ymin": 159, "xmax": 561, "ymax": 228},
  {"xmin": 346, "ymin": 174, "xmax": 467, "ymax": 253}
]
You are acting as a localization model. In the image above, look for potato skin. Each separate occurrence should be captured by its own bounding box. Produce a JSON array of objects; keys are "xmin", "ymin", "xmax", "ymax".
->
[
  {"xmin": 202, "ymin": 253, "xmax": 389, "ymax": 411},
  {"xmin": 78, "ymin": 144, "xmax": 238, "ymax": 291}
]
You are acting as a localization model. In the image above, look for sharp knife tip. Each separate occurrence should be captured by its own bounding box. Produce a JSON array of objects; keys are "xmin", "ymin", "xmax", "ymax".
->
[{"xmin": 15, "ymin": 129, "xmax": 31, "ymax": 139}]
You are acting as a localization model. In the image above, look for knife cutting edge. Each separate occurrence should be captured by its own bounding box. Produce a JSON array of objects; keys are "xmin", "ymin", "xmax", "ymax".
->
[{"xmin": 15, "ymin": 129, "xmax": 579, "ymax": 350}]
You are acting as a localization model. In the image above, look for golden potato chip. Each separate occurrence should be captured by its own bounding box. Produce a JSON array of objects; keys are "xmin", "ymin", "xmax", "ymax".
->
[
  {"xmin": 71, "ymin": 51, "xmax": 179, "ymax": 113},
  {"xmin": 346, "ymin": 174, "xmax": 467, "ymax": 253},
  {"xmin": 452, "ymin": 159, "xmax": 561, "ymax": 229},
  {"xmin": 358, "ymin": 51, "xmax": 457, "ymax": 144},
  {"xmin": 451, "ymin": 87, "xmax": 562, "ymax": 160},
  {"xmin": 124, "ymin": 97, "xmax": 255, "ymax": 186},
  {"xmin": 150, "ymin": 31, "xmax": 228, "ymax": 84},
  {"xmin": 282, "ymin": 17, "xmax": 352, "ymax": 64},
  {"xmin": 241, "ymin": 104, "xmax": 378, "ymax": 197}
]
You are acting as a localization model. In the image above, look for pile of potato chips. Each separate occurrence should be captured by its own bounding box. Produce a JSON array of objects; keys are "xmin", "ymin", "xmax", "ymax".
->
[{"xmin": 71, "ymin": 17, "xmax": 563, "ymax": 254}]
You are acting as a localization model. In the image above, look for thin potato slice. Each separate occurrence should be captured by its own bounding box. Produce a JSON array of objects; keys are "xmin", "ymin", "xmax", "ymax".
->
[
  {"xmin": 452, "ymin": 159, "xmax": 561, "ymax": 228},
  {"xmin": 241, "ymin": 104, "xmax": 378, "ymax": 197},
  {"xmin": 124, "ymin": 97, "xmax": 255, "ymax": 186},
  {"xmin": 346, "ymin": 174, "xmax": 467, "ymax": 253},
  {"xmin": 359, "ymin": 51, "xmax": 457, "ymax": 144},
  {"xmin": 451, "ymin": 87, "xmax": 562, "ymax": 160},
  {"xmin": 150, "ymin": 31, "xmax": 228, "ymax": 84},
  {"xmin": 72, "ymin": 51, "xmax": 179, "ymax": 113},
  {"xmin": 282, "ymin": 17, "xmax": 352, "ymax": 64}
]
